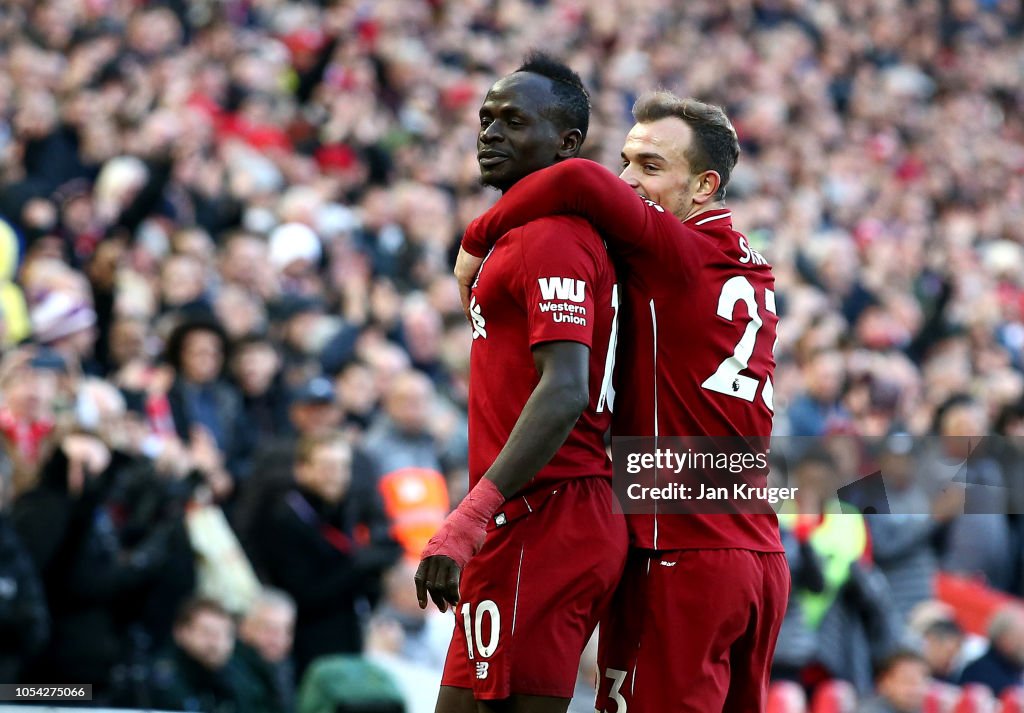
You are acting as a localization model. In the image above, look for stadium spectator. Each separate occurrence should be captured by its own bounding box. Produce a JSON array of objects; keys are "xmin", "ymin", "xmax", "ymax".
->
[
  {"xmin": 0, "ymin": 347, "xmax": 60, "ymax": 484},
  {"xmin": 919, "ymin": 618, "xmax": 965, "ymax": 685},
  {"xmin": 865, "ymin": 434, "xmax": 945, "ymax": 620},
  {"xmin": 0, "ymin": 0, "xmax": 1023, "ymax": 706},
  {"xmin": 959, "ymin": 606, "xmax": 1024, "ymax": 697},
  {"xmin": 230, "ymin": 334, "xmax": 290, "ymax": 444},
  {"xmin": 373, "ymin": 560, "xmax": 450, "ymax": 673},
  {"xmin": 163, "ymin": 316, "xmax": 248, "ymax": 491},
  {"xmin": 778, "ymin": 448, "xmax": 904, "ymax": 693},
  {"xmin": 234, "ymin": 588, "xmax": 297, "ymax": 713},
  {"xmin": 232, "ymin": 375, "xmax": 381, "ymax": 569},
  {"xmin": 150, "ymin": 597, "xmax": 245, "ymax": 713},
  {"xmin": 364, "ymin": 368, "xmax": 466, "ymax": 477},
  {"xmin": 254, "ymin": 432, "xmax": 401, "ymax": 675},
  {"xmin": 11, "ymin": 432, "xmax": 154, "ymax": 698},
  {"xmin": 0, "ymin": 457, "xmax": 48, "ymax": 683},
  {"xmin": 29, "ymin": 289, "xmax": 100, "ymax": 373},
  {"xmin": 787, "ymin": 350, "xmax": 849, "ymax": 437},
  {"xmin": 929, "ymin": 395, "xmax": 1014, "ymax": 591},
  {"xmin": 363, "ymin": 615, "xmax": 437, "ymax": 713},
  {"xmin": 334, "ymin": 360, "xmax": 381, "ymax": 436},
  {"xmin": 856, "ymin": 650, "xmax": 929, "ymax": 713},
  {"xmin": 772, "ymin": 522, "xmax": 826, "ymax": 684}
]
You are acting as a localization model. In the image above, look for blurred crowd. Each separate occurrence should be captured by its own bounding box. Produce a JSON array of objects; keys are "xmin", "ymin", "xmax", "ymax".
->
[{"xmin": 0, "ymin": 0, "xmax": 1023, "ymax": 710}]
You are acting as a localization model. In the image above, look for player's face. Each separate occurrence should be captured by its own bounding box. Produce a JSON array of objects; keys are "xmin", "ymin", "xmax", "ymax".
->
[
  {"xmin": 619, "ymin": 117, "xmax": 703, "ymax": 221},
  {"xmin": 478, "ymin": 73, "xmax": 577, "ymax": 192}
]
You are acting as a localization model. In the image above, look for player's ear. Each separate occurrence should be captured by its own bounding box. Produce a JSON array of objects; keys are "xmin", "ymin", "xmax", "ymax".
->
[
  {"xmin": 693, "ymin": 170, "xmax": 722, "ymax": 205},
  {"xmin": 558, "ymin": 128, "xmax": 584, "ymax": 159}
]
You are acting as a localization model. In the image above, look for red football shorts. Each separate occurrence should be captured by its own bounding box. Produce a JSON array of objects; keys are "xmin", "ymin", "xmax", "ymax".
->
[
  {"xmin": 441, "ymin": 477, "xmax": 628, "ymax": 700},
  {"xmin": 595, "ymin": 548, "xmax": 790, "ymax": 713}
]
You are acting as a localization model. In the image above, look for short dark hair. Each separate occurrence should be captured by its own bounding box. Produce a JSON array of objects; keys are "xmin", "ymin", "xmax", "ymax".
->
[
  {"xmin": 163, "ymin": 314, "xmax": 228, "ymax": 374},
  {"xmin": 796, "ymin": 445, "xmax": 835, "ymax": 472},
  {"xmin": 516, "ymin": 51, "xmax": 591, "ymax": 141},
  {"xmin": 874, "ymin": 649, "xmax": 926, "ymax": 681},
  {"xmin": 296, "ymin": 430, "xmax": 349, "ymax": 466},
  {"xmin": 174, "ymin": 596, "xmax": 232, "ymax": 629},
  {"xmin": 632, "ymin": 91, "xmax": 740, "ymax": 201}
]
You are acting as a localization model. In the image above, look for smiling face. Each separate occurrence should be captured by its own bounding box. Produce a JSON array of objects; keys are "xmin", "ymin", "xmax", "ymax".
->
[
  {"xmin": 477, "ymin": 72, "xmax": 581, "ymax": 193},
  {"xmin": 619, "ymin": 116, "xmax": 711, "ymax": 221}
]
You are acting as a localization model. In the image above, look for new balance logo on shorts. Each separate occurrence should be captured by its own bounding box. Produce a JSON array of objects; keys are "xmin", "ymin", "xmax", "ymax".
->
[{"xmin": 476, "ymin": 662, "xmax": 489, "ymax": 679}]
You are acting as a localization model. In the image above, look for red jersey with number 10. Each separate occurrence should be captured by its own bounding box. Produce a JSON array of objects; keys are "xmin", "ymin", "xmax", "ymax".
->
[
  {"xmin": 463, "ymin": 159, "xmax": 782, "ymax": 553},
  {"xmin": 466, "ymin": 215, "xmax": 617, "ymax": 497}
]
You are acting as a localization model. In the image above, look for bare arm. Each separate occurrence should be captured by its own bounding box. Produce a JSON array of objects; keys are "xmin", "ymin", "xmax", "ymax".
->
[
  {"xmin": 415, "ymin": 340, "xmax": 590, "ymax": 611},
  {"xmin": 463, "ymin": 158, "xmax": 674, "ymax": 263},
  {"xmin": 484, "ymin": 340, "xmax": 590, "ymax": 497}
]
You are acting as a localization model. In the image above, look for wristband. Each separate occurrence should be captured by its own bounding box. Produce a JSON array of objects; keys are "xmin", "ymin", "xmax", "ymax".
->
[{"xmin": 420, "ymin": 478, "xmax": 505, "ymax": 568}]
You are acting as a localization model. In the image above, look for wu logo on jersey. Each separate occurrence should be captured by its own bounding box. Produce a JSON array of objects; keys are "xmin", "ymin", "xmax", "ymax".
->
[
  {"xmin": 470, "ymin": 296, "xmax": 487, "ymax": 340},
  {"xmin": 538, "ymin": 277, "xmax": 585, "ymax": 302}
]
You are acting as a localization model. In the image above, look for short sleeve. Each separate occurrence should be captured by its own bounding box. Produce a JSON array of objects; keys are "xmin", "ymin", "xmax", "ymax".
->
[{"xmin": 517, "ymin": 218, "xmax": 606, "ymax": 349}]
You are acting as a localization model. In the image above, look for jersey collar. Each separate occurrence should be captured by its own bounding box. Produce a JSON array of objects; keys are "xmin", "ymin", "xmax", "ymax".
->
[{"xmin": 684, "ymin": 209, "xmax": 733, "ymax": 229}]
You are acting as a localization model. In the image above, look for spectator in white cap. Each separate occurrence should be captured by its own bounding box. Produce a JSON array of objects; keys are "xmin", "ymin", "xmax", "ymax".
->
[
  {"xmin": 268, "ymin": 222, "xmax": 323, "ymax": 297},
  {"xmin": 30, "ymin": 291, "xmax": 98, "ymax": 373}
]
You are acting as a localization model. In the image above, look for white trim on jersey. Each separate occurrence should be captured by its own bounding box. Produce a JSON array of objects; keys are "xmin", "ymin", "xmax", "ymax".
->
[
  {"xmin": 694, "ymin": 211, "xmax": 732, "ymax": 226},
  {"xmin": 596, "ymin": 284, "xmax": 620, "ymax": 414},
  {"xmin": 649, "ymin": 298, "xmax": 659, "ymax": 550}
]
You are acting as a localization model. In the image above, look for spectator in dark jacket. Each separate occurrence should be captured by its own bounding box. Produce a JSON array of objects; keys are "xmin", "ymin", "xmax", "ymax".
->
[
  {"xmin": 164, "ymin": 316, "xmax": 248, "ymax": 491},
  {"xmin": 233, "ymin": 376, "xmax": 379, "ymax": 572},
  {"xmin": 230, "ymin": 334, "xmax": 290, "ymax": 445},
  {"xmin": 234, "ymin": 588, "xmax": 297, "ymax": 713},
  {"xmin": 959, "ymin": 606, "xmax": 1024, "ymax": 696},
  {"xmin": 255, "ymin": 432, "xmax": 401, "ymax": 675},
  {"xmin": 11, "ymin": 435, "xmax": 151, "ymax": 692},
  {"xmin": 0, "ymin": 465, "xmax": 49, "ymax": 683},
  {"xmin": 150, "ymin": 597, "xmax": 245, "ymax": 713}
]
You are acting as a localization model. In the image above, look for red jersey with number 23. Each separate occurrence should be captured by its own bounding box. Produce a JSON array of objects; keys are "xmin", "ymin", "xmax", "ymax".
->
[
  {"xmin": 467, "ymin": 215, "xmax": 616, "ymax": 496},
  {"xmin": 464, "ymin": 159, "xmax": 782, "ymax": 553}
]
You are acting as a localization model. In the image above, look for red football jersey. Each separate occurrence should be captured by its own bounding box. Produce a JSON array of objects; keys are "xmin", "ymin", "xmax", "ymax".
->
[
  {"xmin": 464, "ymin": 159, "xmax": 782, "ymax": 552},
  {"xmin": 467, "ymin": 215, "xmax": 617, "ymax": 496}
]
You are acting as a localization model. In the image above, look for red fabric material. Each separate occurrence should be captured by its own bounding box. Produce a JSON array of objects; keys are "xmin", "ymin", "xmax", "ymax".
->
[
  {"xmin": 466, "ymin": 216, "xmax": 616, "ymax": 494},
  {"xmin": 463, "ymin": 158, "xmax": 782, "ymax": 552},
  {"xmin": 0, "ymin": 409, "xmax": 54, "ymax": 463},
  {"xmin": 596, "ymin": 548, "xmax": 790, "ymax": 713},
  {"xmin": 440, "ymin": 478, "xmax": 627, "ymax": 699},
  {"xmin": 421, "ymin": 478, "xmax": 504, "ymax": 569}
]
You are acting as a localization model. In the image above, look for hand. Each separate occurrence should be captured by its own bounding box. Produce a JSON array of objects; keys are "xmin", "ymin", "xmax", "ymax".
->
[
  {"xmin": 931, "ymin": 484, "xmax": 966, "ymax": 523},
  {"xmin": 63, "ymin": 434, "xmax": 112, "ymax": 496},
  {"xmin": 414, "ymin": 554, "xmax": 462, "ymax": 613},
  {"xmin": 413, "ymin": 478, "xmax": 504, "ymax": 612},
  {"xmin": 188, "ymin": 426, "xmax": 224, "ymax": 473},
  {"xmin": 453, "ymin": 247, "xmax": 483, "ymax": 323},
  {"xmin": 188, "ymin": 427, "xmax": 234, "ymax": 499}
]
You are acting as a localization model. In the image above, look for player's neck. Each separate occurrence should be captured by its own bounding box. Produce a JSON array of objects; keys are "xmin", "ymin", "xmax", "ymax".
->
[{"xmin": 681, "ymin": 201, "xmax": 727, "ymax": 223}]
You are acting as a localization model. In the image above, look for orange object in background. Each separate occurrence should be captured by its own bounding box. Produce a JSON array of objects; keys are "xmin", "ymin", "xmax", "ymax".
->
[{"xmin": 378, "ymin": 467, "xmax": 450, "ymax": 560}]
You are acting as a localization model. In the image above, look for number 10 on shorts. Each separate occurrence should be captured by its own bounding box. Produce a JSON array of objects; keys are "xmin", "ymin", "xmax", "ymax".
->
[{"xmin": 461, "ymin": 600, "xmax": 500, "ymax": 679}]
